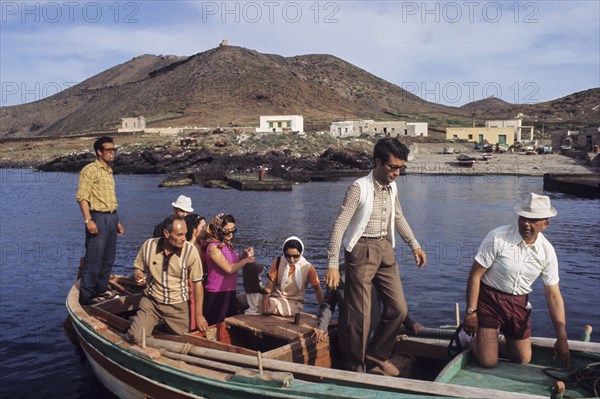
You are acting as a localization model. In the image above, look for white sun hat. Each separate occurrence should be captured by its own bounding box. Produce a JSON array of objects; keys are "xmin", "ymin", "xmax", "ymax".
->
[
  {"xmin": 514, "ymin": 193, "xmax": 557, "ymax": 219},
  {"xmin": 171, "ymin": 195, "xmax": 193, "ymax": 213}
]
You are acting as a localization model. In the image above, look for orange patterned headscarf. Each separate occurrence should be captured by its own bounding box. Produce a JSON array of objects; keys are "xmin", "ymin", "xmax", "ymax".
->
[{"xmin": 204, "ymin": 212, "xmax": 235, "ymax": 250}]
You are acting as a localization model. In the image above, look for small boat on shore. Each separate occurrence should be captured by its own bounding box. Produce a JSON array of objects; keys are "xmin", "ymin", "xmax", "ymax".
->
[
  {"xmin": 66, "ymin": 278, "xmax": 600, "ymax": 399},
  {"xmin": 456, "ymin": 155, "xmax": 476, "ymax": 167}
]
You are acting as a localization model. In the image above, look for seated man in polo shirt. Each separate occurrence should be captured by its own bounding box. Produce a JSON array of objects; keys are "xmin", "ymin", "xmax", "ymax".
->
[
  {"xmin": 464, "ymin": 193, "xmax": 570, "ymax": 369},
  {"xmin": 127, "ymin": 215, "xmax": 207, "ymax": 344}
]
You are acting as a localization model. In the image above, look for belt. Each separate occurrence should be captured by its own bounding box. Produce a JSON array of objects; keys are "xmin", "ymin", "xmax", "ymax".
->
[
  {"xmin": 91, "ymin": 210, "xmax": 117, "ymax": 214},
  {"xmin": 361, "ymin": 236, "xmax": 386, "ymax": 240}
]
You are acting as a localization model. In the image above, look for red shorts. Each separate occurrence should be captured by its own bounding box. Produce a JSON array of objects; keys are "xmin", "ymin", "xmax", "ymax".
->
[{"xmin": 478, "ymin": 282, "xmax": 531, "ymax": 340}]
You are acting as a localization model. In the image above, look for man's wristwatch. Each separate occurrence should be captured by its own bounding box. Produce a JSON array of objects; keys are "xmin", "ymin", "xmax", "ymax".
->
[
  {"xmin": 466, "ymin": 308, "xmax": 477, "ymax": 315},
  {"xmin": 84, "ymin": 218, "xmax": 92, "ymax": 224}
]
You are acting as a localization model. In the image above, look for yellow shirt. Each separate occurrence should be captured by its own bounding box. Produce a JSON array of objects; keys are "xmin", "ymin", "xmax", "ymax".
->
[{"xmin": 76, "ymin": 160, "xmax": 118, "ymax": 212}]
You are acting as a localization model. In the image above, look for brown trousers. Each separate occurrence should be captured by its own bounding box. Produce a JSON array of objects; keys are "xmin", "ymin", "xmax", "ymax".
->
[
  {"xmin": 343, "ymin": 237, "xmax": 407, "ymax": 371},
  {"xmin": 127, "ymin": 295, "xmax": 189, "ymax": 344}
]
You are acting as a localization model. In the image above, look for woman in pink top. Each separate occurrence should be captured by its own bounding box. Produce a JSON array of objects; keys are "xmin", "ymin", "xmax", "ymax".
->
[{"xmin": 202, "ymin": 213, "xmax": 255, "ymax": 325}]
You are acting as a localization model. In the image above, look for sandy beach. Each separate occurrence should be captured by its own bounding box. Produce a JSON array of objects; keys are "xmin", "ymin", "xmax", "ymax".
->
[{"xmin": 410, "ymin": 143, "xmax": 598, "ymax": 176}]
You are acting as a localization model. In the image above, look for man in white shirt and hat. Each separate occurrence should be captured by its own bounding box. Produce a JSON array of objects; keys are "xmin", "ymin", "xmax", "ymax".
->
[
  {"xmin": 153, "ymin": 195, "xmax": 194, "ymax": 237},
  {"xmin": 464, "ymin": 193, "xmax": 569, "ymax": 369}
]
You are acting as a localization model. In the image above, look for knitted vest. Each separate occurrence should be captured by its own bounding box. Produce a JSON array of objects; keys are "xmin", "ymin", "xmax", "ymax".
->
[{"xmin": 341, "ymin": 171, "xmax": 397, "ymax": 252}]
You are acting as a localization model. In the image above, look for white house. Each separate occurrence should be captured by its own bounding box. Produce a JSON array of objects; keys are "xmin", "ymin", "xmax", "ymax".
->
[
  {"xmin": 330, "ymin": 120, "xmax": 428, "ymax": 138},
  {"xmin": 255, "ymin": 115, "xmax": 304, "ymax": 133},
  {"xmin": 407, "ymin": 123, "xmax": 428, "ymax": 137},
  {"xmin": 118, "ymin": 116, "xmax": 146, "ymax": 132},
  {"xmin": 330, "ymin": 120, "xmax": 365, "ymax": 137},
  {"xmin": 486, "ymin": 119, "xmax": 533, "ymax": 142}
]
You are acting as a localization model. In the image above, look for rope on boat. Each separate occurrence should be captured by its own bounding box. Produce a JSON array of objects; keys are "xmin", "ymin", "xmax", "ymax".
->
[
  {"xmin": 569, "ymin": 362, "xmax": 600, "ymax": 397},
  {"xmin": 447, "ymin": 324, "xmax": 465, "ymax": 358},
  {"xmin": 544, "ymin": 362, "xmax": 600, "ymax": 397},
  {"xmin": 181, "ymin": 343, "xmax": 193, "ymax": 356}
]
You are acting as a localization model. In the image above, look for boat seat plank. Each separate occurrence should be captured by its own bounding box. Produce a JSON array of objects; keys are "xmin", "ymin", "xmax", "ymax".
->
[
  {"xmin": 88, "ymin": 305, "xmax": 132, "ymax": 332},
  {"xmin": 93, "ymin": 294, "xmax": 142, "ymax": 314},
  {"xmin": 224, "ymin": 312, "xmax": 318, "ymax": 342}
]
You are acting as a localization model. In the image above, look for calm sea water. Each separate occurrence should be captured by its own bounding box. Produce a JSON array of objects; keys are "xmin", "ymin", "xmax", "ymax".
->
[{"xmin": 1, "ymin": 169, "xmax": 598, "ymax": 398}]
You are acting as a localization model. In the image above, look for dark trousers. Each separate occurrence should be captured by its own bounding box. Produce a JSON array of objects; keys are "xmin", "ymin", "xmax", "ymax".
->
[
  {"xmin": 343, "ymin": 237, "xmax": 407, "ymax": 371},
  {"xmin": 317, "ymin": 270, "xmax": 380, "ymax": 344},
  {"xmin": 203, "ymin": 290, "xmax": 239, "ymax": 325},
  {"xmin": 79, "ymin": 212, "xmax": 118, "ymax": 305}
]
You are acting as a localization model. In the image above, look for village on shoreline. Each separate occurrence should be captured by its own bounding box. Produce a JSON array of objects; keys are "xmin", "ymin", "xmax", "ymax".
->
[{"xmin": 1, "ymin": 130, "xmax": 598, "ymax": 178}]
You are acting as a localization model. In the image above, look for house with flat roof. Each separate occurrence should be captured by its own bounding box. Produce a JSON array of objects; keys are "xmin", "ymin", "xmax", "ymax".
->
[
  {"xmin": 118, "ymin": 116, "xmax": 146, "ymax": 132},
  {"xmin": 446, "ymin": 119, "xmax": 533, "ymax": 144},
  {"xmin": 486, "ymin": 119, "xmax": 533, "ymax": 143},
  {"xmin": 329, "ymin": 120, "xmax": 427, "ymax": 138},
  {"xmin": 446, "ymin": 127, "xmax": 516, "ymax": 145},
  {"xmin": 255, "ymin": 115, "xmax": 304, "ymax": 133}
]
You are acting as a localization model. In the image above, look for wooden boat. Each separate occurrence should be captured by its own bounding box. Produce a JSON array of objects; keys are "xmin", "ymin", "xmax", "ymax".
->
[
  {"xmin": 481, "ymin": 154, "xmax": 493, "ymax": 161},
  {"xmin": 456, "ymin": 155, "xmax": 476, "ymax": 167},
  {"xmin": 66, "ymin": 279, "xmax": 600, "ymax": 399}
]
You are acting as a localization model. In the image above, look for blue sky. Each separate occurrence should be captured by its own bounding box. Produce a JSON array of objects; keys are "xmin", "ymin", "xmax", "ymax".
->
[{"xmin": 1, "ymin": 0, "xmax": 598, "ymax": 107}]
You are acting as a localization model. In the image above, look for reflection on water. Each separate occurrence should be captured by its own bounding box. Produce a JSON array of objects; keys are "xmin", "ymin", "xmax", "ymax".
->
[{"xmin": 0, "ymin": 170, "xmax": 598, "ymax": 398}]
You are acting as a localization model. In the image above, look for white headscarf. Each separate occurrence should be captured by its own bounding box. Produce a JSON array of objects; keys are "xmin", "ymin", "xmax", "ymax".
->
[{"xmin": 279, "ymin": 236, "xmax": 308, "ymax": 291}]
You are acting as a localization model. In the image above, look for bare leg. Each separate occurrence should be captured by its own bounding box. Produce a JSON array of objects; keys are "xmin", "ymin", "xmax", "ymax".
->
[
  {"xmin": 505, "ymin": 337, "xmax": 532, "ymax": 364},
  {"xmin": 472, "ymin": 327, "xmax": 500, "ymax": 368}
]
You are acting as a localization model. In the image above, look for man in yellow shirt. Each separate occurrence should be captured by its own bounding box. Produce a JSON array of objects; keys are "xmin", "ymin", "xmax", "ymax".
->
[{"xmin": 76, "ymin": 136, "xmax": 124, "ymax": 305}]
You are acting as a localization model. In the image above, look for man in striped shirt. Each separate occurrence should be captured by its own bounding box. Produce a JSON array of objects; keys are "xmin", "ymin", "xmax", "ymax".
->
[
  {"xmin": 76, "ymin": 136, "xmax": 124, "ymax": 305},
  {"xmin": 325, "ymin": 138, "xmax": 427, "ymax": 375},
  {"xmin": 126, "ymin": 215, "xmax": 207, "ymax": 344}
]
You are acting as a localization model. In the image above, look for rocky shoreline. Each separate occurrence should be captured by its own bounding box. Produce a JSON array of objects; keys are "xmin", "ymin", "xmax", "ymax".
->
[
  {"xmin": 32, "ymin": 146, "xmax": 373, "ymax": 184},
  {"xmin": 2, "ymin": 139, "xmax": 598, "ymax": 189}
]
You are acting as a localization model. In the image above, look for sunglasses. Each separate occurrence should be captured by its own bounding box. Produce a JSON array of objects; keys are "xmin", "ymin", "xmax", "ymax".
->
[
  {"xmin": 102, "ymin": 147, "xmax": 117, "ymax": 153},
  {"xmin": 222, "ymin": 227, "xmax": 237, "ymax": 235},
  {"xmin": 284, "ymin": 253, "xmax": 301, "ymax": 260},
  {"xmin": 385, "ymin": 162, "xmax": 407, "ymax": 174}
]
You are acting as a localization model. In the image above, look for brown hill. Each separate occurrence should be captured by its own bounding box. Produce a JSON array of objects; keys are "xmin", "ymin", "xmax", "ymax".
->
[
  {"xmin": 1, "ymin": 45, "xmax": 598, "ymax": 137},
  {"xmin": 461, "ymin": 88, "xmax": 600, "ymax": 125},
  {"xmin": 520, "ymin": 88, "xmax": 600, "ymax": 125},
  {"xmin": 460, "ymin": 96, "xmax": 514, "ymax": 116}
]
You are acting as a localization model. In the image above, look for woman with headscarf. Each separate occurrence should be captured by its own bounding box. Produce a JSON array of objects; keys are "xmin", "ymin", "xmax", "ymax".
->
[
  {"xmin": 261, "ymin": 236, "xmax": 324, "ymax": 317},
  {"xmin": 202, "ymin": 213, "xmax": 255, "ymax": 325}
]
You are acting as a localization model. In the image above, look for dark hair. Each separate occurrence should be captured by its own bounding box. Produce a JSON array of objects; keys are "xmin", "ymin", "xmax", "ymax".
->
[
  {"xmin": 283, "ymin": 239, "xmax": 303, "ymax": 254},
  {"xmin": 184, "ymin": 213, "xmax": 205, "ymax": 241},
  {"xmin": 373, "ymin": 138, "xmax": 410, "ymax": 163},
  {"xmin": 93, "ymin": 136, "xmax": 114, "ymax": 157},
  {"xmin": 162, "ymin": 215, "xmax": 186, "ymax": 235},
  {"xmin": 217, "ymin": 213, "xmax": 236, "ymax": 227}
]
